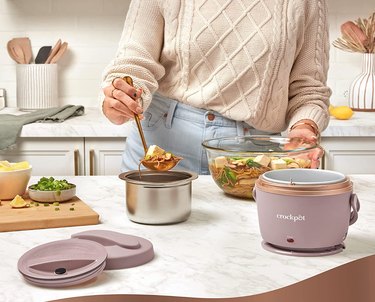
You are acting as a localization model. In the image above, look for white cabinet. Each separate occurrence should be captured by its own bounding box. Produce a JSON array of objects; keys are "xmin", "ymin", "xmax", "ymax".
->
[
  {"xmin": 0, "ymin": 137, "xmax": 126, "ymax": 176},
  {"xmin": 0, "ymin": 138, "xmax": 84, "ymax": 176},
  {"xmin": 321, "ymin": 137, "xmax": 375, "ymax": 174},
  {"xmin": 84, "ymin": 138, "xmax": 126, "ymax": 176}
]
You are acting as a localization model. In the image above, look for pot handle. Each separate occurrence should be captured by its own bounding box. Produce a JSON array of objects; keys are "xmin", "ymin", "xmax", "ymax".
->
[{"xmin": 349, "ymin": 193, "xmax": 360, "ymax": 225}]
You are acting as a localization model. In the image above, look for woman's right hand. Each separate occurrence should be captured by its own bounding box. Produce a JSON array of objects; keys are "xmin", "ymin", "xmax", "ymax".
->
[{"xmin": 102, "ymin": 78, "xmax": 143, "ymax": 125}]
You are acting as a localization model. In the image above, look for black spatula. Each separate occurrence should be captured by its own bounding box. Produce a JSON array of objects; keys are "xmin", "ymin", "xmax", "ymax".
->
[{"xmin": 35, "ymin": 46, "xmax": 52, "ymax": 64}]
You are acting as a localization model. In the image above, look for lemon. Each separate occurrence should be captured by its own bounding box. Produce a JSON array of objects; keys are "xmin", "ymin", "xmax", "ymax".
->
[
  {"xmin": 331, "ymin": 106, "xmax": 354, "ymax": 120},
  {"xmin": 10, "ymin": 195, "xmax": 27, "ymax": 208}
]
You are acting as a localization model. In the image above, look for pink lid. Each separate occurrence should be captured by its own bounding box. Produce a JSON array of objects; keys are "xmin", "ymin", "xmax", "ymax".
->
[
  {"xmin": 71, "ymin": 230, "xmax": 154, "ymax": 270},
  {"xmin": 17, "ymin": 230, "xmax": 154, "ymax": 287},
  {"xmin": 18, "ymin": 238, "xmax": 107, "ymax": 286}
]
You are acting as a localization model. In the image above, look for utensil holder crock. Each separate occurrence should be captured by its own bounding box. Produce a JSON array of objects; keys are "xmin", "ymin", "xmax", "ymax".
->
[{"xmin": 16, "ymin": 64, "xmax": 58, "ymax": 111}]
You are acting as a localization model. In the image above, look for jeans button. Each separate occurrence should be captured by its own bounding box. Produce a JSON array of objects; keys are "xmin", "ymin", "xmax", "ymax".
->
[{"xmin": 207, "ymin": 113, "xmax": 215, "ymax": 121}]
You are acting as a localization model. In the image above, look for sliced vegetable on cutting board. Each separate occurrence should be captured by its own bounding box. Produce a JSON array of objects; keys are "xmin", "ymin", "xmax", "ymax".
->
[
  {"xmin": 0, "ymin": 195, "xmax": 99, "ymax": 232},
  {"xmin": 10, "ymin": 195, "xmax": 28, "ymax": 208}
]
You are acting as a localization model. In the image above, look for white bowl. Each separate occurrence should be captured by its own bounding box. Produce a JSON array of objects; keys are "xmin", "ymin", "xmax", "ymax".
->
[
  {"xmin": 28, "ymin": 186, "xmax": 76, "ymax": 203},
  {"xmin": 0, "ymin": 166, "xmax": 32, "ymax": 200}
]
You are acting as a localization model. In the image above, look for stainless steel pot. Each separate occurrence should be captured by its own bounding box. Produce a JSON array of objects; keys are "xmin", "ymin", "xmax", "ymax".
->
[{"xmin": 119, "ymin": 170, "xmax": 198, "ymax": 225}]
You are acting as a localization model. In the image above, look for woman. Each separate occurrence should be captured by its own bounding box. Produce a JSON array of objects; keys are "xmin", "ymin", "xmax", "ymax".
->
[{"xmin": 101, "ymin": 0, "xmax": 330, "ymax": 174}]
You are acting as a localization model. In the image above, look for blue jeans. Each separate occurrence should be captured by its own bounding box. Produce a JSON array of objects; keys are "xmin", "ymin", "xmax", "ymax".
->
[{"xmin": 122, "ymin": 94, "xmax": 275, "ymax": 174}]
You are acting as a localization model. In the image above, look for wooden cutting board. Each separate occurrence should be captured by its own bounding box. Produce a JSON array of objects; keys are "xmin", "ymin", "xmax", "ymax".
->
[{"xmin": 0, "ymin": 195, "xmax": 99, "ymax": 232}]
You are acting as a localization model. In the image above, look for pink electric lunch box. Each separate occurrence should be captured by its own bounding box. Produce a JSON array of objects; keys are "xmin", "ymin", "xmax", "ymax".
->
[{"xmin": 253, "ymin": 169, "xmax": 360, "ymax": 253}]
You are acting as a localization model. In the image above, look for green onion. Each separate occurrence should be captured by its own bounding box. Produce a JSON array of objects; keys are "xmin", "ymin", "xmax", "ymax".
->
[{"xmin": 29, "ymin": 177, "xmax": 75, "ymax": 195}]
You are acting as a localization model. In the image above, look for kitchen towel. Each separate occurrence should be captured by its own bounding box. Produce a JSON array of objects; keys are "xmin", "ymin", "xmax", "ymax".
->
[{"xmin": 0, "ymin": 105, "xmax": 84, "ymax": 150}]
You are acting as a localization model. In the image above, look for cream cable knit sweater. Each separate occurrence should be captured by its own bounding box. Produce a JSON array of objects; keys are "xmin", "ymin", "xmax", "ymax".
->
[{"xmin": 101, "ymin": 0, "xmax": 331, "ymax": 133}]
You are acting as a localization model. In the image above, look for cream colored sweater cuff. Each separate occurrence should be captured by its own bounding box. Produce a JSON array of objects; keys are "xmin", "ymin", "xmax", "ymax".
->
[{"xmin": 287, "ymin": 105, "xmax": 330, "ymax": 134}]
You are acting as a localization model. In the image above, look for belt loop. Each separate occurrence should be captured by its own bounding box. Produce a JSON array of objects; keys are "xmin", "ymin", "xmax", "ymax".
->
[
  {"xmin": 165, "ymin": 100, "xmax": 178, "ymax": 129},
  {"xmin": 236, "ymin": 121, "xmax": 244, "ymax": 136}
]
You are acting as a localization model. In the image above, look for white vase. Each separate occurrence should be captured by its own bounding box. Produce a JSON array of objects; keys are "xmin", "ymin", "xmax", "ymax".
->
[{"xmin": 349, "ymin": 53, "xmax": 375, "ymax": 112}]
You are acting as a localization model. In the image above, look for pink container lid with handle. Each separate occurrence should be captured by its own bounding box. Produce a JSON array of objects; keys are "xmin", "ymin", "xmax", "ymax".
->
[
  {"xmin": 18, "ymin": 230, "xmax": 154, "ymax": 287},
  {"xmin": 71, "ymin": 230, "xmax": 154, "ymax": 270}
]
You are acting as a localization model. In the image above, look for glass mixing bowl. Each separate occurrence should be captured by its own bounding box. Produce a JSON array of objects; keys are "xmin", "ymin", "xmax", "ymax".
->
[{"xmin": 202, "ymin": 135, "xmax": 318, "ymax": 199}]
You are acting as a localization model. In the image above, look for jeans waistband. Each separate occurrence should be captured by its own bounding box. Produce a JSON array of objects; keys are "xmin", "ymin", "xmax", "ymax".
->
[{"xmin": 153, "ymin": 93, "xmax": 248, "ymax": 128}]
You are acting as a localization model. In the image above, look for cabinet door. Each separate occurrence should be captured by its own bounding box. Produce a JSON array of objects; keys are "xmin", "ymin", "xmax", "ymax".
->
[
  {"xmin": 0, "ymin": 138, "xmax": 84, "ymax": 176},
  {"xmin": 84, "ymin": 138, "xmax": 126, "ymax": 175},
  {"xmin": 321, "ymin": 138, "xmax": 375, "ymax": 174}
]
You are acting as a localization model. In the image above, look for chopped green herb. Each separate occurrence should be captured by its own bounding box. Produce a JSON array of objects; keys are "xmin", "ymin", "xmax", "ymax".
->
[
  {"xmin": 35, "ymin": 203, "xmax": 39, "ymax": 207},
  {"xmin": 224, "ymin": 166, "xmax": 237, "ymax": 186},
  {"xmin": 29, "ymin": 177, "xmax": 75, "ymax": 195},
  {"xmin": 55, "ymin": 207, "xmax": 60, "ymax": 211},
  {"xmin": 53, "ymin": 202, "xmax": 60, "ymax": 206},
  {"xmin": 69, "ymin": 207, "xmax": 75, "ymax": 211},
  {"xmin": 43, "ymin": 203, "xmax": 50, "ymax": 207},
  {"xmin": 230, "ymin": 157, "xmax": 245, "ymax": 161},
  {"xmin": 246, "ymin": 159, "xmax": 262, "ymax": 168}
]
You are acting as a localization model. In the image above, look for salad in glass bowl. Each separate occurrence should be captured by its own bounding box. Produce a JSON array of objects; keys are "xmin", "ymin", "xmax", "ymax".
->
[{"xmin": 202, "ymin": 136, "xmax": 319, "ymax": 199}]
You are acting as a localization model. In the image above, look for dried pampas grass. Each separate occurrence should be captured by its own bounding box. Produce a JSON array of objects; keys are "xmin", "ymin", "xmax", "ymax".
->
[{"xmin": 333, "ymin": 12, "xmax": 375, "ymax": 53}]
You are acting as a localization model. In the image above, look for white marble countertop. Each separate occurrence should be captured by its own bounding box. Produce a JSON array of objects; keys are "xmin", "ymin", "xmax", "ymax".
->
[
  {"xmin": 322, "ymin": 112, "xmax": 375, "ymax": 137},
  {"xmin": 0, "ymin": 175, "xmax": 374, "ymax": 302},
  {"xmin": 1, "ymin": 107, "xmax": 375, "ymax": 138}
]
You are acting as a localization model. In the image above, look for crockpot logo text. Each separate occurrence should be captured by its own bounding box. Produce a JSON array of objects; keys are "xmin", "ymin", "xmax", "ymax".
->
[{"xmin": 276, "ymin": 214, "xmax": 306, "ymax": 222}]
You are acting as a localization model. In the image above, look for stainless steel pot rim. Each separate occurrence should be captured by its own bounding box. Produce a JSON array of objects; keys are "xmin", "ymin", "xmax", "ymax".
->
[{"xmin": 119, "ymin": 170, "xmax": 198, "ymax": 187}]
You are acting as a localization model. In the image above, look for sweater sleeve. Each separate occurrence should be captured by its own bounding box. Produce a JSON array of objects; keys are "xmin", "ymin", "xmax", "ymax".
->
[
  {"xmin": 286, "ymin": 0, "xmax": 331, "ymax": 133},
  {"xmin": 100, "ymin": 0, "xmax": 166, "ymax": 111}
]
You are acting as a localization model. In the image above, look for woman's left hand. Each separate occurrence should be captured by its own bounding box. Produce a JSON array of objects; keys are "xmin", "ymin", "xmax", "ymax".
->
[{"xmin": 287, "ymin": 125, "xmax": 323, "ymax": 169}]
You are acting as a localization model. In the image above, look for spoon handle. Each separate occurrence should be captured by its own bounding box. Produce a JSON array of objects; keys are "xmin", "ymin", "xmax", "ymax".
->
[
  {"xmin": 134, "ymin": 113, "xmax": 148, "ymax": 155},
  {"xmin": 122, "ymin": 76, "xmax": 148, "ymax": 155}
]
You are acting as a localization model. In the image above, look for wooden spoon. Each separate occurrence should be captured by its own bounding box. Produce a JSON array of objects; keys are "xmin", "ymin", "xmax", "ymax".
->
[
  {"xmin": 7, "ymin": 40, "xmax": 19, "ymax": 63},
  {"xmin": 12, "ymin": 44, "xmax": 26, "ymax": 64},
  {"xmin": 7, "ymin": 39, "xmax": 24, "ymax": 64},
  {"xmin": 50, "ymin": 42, "xmax": 68, "ymax": 64},
  {"xmin": 13, "ymin": 37, "xmax": 32, "ymax": 64},
  {"xmin": 45, "ymin": 39, "xmax": 62, "ymax": 64},
  {"xmin": 21, "ymin": 38, "xmax": 33, "ymax": 64}
]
